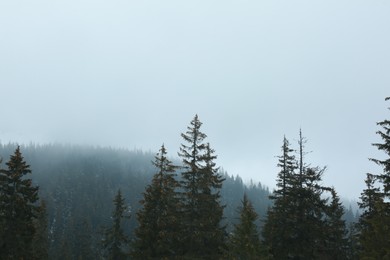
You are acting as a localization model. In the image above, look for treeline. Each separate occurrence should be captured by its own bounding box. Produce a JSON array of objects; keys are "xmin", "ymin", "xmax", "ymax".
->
[
  {"xmin": 3, "ymin": 98, "xmax": 388, "ymax": 259},
  {"xmin": 0, "ymin": 123, "xmax": 272, "ymax": 259}
]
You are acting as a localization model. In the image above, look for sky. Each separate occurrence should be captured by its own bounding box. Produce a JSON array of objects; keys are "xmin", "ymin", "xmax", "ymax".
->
[{"xmin": 0, "ymin": 0, "xmax": 389, "ymax": 199}]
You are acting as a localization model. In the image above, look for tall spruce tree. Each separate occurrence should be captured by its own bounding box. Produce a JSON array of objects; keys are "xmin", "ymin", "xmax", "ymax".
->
[
  {"xmin": 323, "ymin": 189, "xmax": 348, "ymax": 260},
  {"xmin": 358, "ymin": 174, "xmax": 388, "ymax": 258},
  {"xmin": 263, "ymin": 133, "xmax": 343, "ymax": 259},
  {"xmin": 273, "ymin": 136, "xmax": 296, "ymax": 199},
  {"xmin": 263, "ymin": 137, "xmax": 297, "ymax": 258},
  {"xmin": 228, "ymin": 194, "xmax": 266, "ymax": 260},
  {"xmin": 358, "ymin": 97, "xmax": 390, "ymax": 258},
  {"xmin": 371, "ymin": 97, "xmax": 390, "ymax": 194},
  {"xmin": 102, "ymin": 189, "xmax": 129, "ymax": 260},
  {"xmin": 133, "ymin": 144, "xmax": 181, "ymax": 258},
  {"xmin": 178, "ymin": 115, "xmax": 225, "ymax": 258},
  {"xmin": 0, "ymin": 146, "xmax": 40, "ymax": 259}
]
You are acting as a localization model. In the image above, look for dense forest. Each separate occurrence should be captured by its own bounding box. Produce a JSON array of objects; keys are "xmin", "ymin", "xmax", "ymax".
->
[
  {"xmin": 1, "ymin": 97, "xmax": 390, "ymax": 259},
  {"xmin": 0, "ymin": 142, "xmax": 272, "ymax": 259}
]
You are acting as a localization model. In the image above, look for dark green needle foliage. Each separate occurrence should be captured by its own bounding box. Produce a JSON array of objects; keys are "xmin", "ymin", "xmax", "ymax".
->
[
  {"xmin": 178, "ymin": 115, "xmax": 226, "ymax": 259},
  {"xmin": 133, "ymin": 144, "xmax": 181, "ymax": 259},
  {"xmin": 0, "ymin": 146, "xmax": 40, "ymax": 259},
  {"xmin": 357, "ymin": 99, "xmax": 390, "ymax": 259},
  {"xmin": 262, "ymin": 137, "xmax": 297, "ymax": 258},
  {"xmin": 228, "ymin": 194, "xmax": 268, "ymax": 260},
  {"xmin": 102, "ymin": 189, "xmax": 130, "ymax": 260},
  {"xmin": 323, "ymin": 189, "xmax": 348, "ymax": 260},
  {"xmin": 263, "ymin": 133, "xmax": 347, "ymax": 259}
]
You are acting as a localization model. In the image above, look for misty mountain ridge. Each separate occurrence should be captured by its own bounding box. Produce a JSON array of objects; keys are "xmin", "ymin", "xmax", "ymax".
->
[
  {"xmin": 0, "ymin": 141, "xmax": 358, "ymax": 217},
  {"xmin": 0, "ymin": 141, "xmax": 359, "ymax": 258}
]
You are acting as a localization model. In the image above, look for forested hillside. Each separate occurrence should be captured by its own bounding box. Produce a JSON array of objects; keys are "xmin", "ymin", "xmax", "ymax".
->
[
  {"xmin": 0, "ymin": 143, "xmax": 271, "ymax": 258},
  {"xmin": 3, "ymin": 109, "xmax": 383, "ymax": 259}
]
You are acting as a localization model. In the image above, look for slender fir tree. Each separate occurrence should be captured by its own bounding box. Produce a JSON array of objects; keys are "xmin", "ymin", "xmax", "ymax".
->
[
  {"xmin": 272, "ymin": 136, "xmax": 296, "ymax": 199},
  {"xmin": 263, "ymin": 133, "xmax": 342, "ymax": 259},
  {"xmin": 371, "ymin": 97, "xmax": 390, "ymax": 195},
  {"xmin": 228, "ymin": 194, "xmax": 266, "ymax": 260},
  {"xmin": 133, "ymin": 144, "xmax": 181, "ymax": 258},
  {"xmin": 0, "ymin": 146, "xmax": 40, "ymax": 259},
  {"xmin": 102, "ymin": 189, "xmax": 129, "ymax": 260},
  {"xmin": 322, "ymin": 189, "xmax": 348, "ymax": 260},
  {"xmin": 358, "ymin": 174, "xmax": 389, "ymax": 258},
  {"xmin": 178, "ymin": 115, "xmax": 226, "ymax": 259},
  {"xmin": 358, "ymin": 97, "xmax": 390, "ymax": 258},
  {"xmin": 263, "ymin": 137, "xmax": 297, "ymax": 258}
]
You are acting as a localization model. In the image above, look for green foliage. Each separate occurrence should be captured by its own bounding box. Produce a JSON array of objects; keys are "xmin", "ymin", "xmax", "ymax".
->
[
  {"xmin": 358, "ymin": 97, "xmax": 390, "ymax": 259},
  {"xmin": 323, "ymin": 189, "xmax": 348, "ymax": 259},
  {"xmin": 133, "ymin": 144, "xmax": 181, "ymax": 258},
  {"xmin": 178, "ymin": 115, "xmax": 226, "ymax": 258},
  {"xmin": 263, "ymin": 133, "xmax": 348, "ymax": 259},
  {"xmin": 272, "ymin": 136, "xmax": 296, "ymax": 200},
  {"xmin": 0, "ymin": 143, "xmax": 270, "ymax": 258},
  {"xmin": 0, "ymin": 146, "xmax": 40, "ymax": 259},
  {"xmin": 358, "ymin": 174, "xmax": 390, "ymax": 259},
  {"xmin": 228, "ymin": 194, "xmax": 268, "ymax": 260},
  {"xmin": 102, "ymin": 189, "xmax": 130, "ymax": 260}
]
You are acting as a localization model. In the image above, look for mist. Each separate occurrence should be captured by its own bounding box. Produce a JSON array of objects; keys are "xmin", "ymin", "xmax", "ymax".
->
[{"xmin": 1, "ymin": 0, "xmax": 390, "ymax": 199}]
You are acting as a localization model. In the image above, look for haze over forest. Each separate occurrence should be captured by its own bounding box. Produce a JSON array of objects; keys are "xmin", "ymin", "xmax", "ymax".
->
[{"xmin": 1, "ymin": 1, "xmax": 390, "ymax": 200}]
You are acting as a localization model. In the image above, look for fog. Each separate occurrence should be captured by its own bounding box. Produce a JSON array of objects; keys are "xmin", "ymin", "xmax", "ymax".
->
[{"xmin": 1, "ymin": 0, "xmax": 389, "ymax": 199}]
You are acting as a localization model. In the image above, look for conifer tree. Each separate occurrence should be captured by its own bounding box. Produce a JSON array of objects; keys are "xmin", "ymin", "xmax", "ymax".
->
[
  {"xmin": 358, "ymin": 97, "xmax": 390, "ymax": 258},
  {"xmin": 133, "ymin": 144, "xmax": 181, "ymax": 259},
  {"xmin": 198, "ymin": 143, "xmax": 226, "ymax": 255},
  {"xmin": 371, "ymin": 97, "xmax": 390, "ymax": 195},
  {"xmin": 102, "ymin": 189, "xmax": 129, "ymax": 260},
  {"xmin": 323, "ymin": 189, "xmax": 348, "ymax": 260},
  {"xmin": 178, "ymin": 115, "xmax": 226, "ymax": 258},
  {"xmin": 358, "ymin": 174, "xmax": 389, "ymax": 258},
  {"xmin": 273, "ymin": 136, "xmax": 296, "ymax": 199},
  {"xmin": 0, "ymin": 146, "xmax": 39, "ymax": 259},
  {"xmin": 263, "ymin": 137, "xmax": 297, "ymax": 258},
  {"xmin": 228, "ymin": 194, "xmax": 266, "ymax": 260},
  {"xmin": 263, "ymin": 133, "xmax": 341, "ymax": 259}
]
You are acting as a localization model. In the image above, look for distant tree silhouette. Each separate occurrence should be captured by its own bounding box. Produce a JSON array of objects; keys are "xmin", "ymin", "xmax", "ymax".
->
[{"xmin": 102, "ymin": 189, "xmax": 129, "ymax": 260}]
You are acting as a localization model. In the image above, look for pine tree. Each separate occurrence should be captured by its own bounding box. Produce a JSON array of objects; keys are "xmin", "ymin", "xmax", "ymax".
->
[
  {"xmin": 322, "ymin": 189, "xmax": 348, "ymax": 260},
  {"xmin": 371, "ymin": 97, "xmax": 390, "ymax": 195},
  {"xmin": 133, "ymin": 144, "xmax": 181, "ymax": 258},
  {"xmin": 358, "ymin": 174, "xmax": 389, "ymax": 258},
  {"xmin": 263, "ymin": 137, "xmax": 297, "ymax": 258},
  {"xmin": 263, "ymin": 133, "xmax": 340, "ymax": 259},
  {"xmin": 358, "ymin": 97, "xmax": 390, "ymax": 258},
  {"xmin": 178, "ymin": 115, "xmax": 226, "ymax": 258},
  {"xmin": 102, "ymin": 189, "xmax": 129, "ymax": 260},
  {"xmin": 228, "ymin": 194, "xmax": 266, "ymax": 260},
  {"xmin": 291, "ymin": 166, "xmax": 328, "ymax": 259},
  {"xmin": 272, "ymin": 136, "xmax": 296, "ymax": 199},
  {"xmin": 0, "ymin": 146, "xmax": 40, "ymax": 259},
  {"xmin": 198, "ymin": 143, "xmax": 226, "ymax": 255}
]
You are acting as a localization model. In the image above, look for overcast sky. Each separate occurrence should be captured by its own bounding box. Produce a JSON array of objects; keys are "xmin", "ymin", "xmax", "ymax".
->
[{"xmin": 1, "ymin": 0, "xmax": 389, "ymax": 199}]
